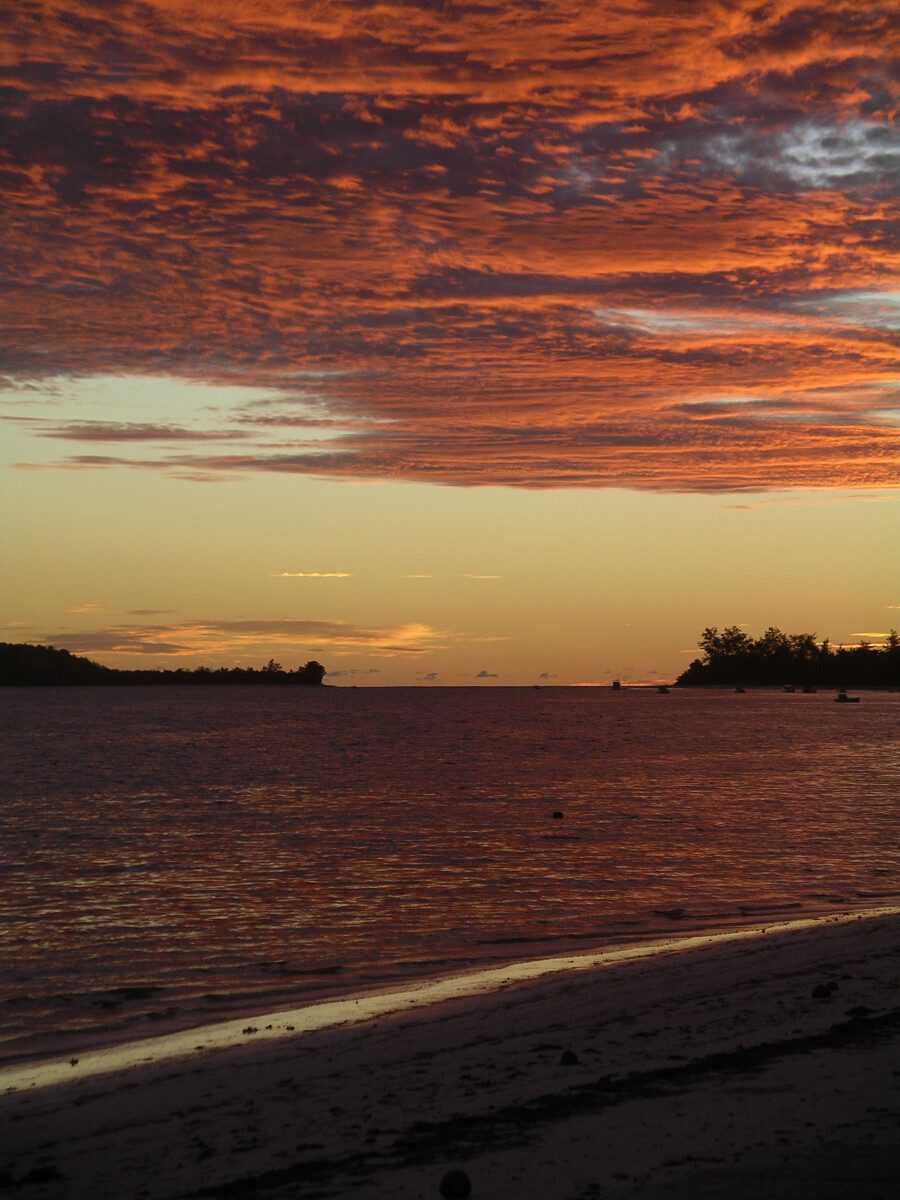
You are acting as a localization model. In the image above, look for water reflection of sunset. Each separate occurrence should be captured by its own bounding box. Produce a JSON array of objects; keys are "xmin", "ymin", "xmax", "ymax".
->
[{"xmin": 2, "ymin": 686, "xmax": 897, "ymax": 1064}]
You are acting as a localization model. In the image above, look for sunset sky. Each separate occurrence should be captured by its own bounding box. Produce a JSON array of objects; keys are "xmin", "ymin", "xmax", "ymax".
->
[{"xmin": 1, "ymin": 1, "xmax": 897, "ymax": 683}]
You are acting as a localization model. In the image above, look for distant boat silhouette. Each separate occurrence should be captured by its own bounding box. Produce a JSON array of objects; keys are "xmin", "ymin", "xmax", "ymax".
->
[
  {"xmin": 835, "ymin": 691, "xmax": 861, "ymax": 703},
  {"xmin": 783, "ymin": 684, "xmax": 795, "ymax": 693},
  {"xmin": 657, "ymin": 685, "xmax": 670, "ymax": 694},
  {"xmin": 612, "ymin": 679, "xmax": 622, "ymax": 690},
  {"xmin": 734, "ymin": 686, "xmax": 746, "ymax": 693}
]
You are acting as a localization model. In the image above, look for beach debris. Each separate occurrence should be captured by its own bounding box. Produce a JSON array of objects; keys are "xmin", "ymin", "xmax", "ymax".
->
[
  {"xmin": 439, "ymin": 1168, "xmax": 472, "ymax": 1198},
  {"xmin": 551, "ymin": 810, "xmax": 564, "ymax": 819},
  {"xmin": 812, "ymin": 980, "xmax": 839, "ymax": 999},
  {"xmin": 559, "ymin": 1050, "xmax": 580, "ymax": 1065},
  {"xmin": 69, "ymin": 1058, "xmax": 78, "ymax": 1067},
  {"xmin": 242, "ymin": 1026, "xmax": 259, "ymax": 1034}
]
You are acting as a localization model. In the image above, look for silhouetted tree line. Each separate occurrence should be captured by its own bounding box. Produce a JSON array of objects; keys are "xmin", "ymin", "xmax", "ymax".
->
[
  {"xmin": 676, "ymin": 626, "xmax": 900, "ymax": 688},
  {"xmin": 0, "ymin": 643, "xmax": 326, "ymax": 687}
]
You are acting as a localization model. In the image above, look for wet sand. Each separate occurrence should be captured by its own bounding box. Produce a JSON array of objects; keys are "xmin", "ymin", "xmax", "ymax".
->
[{"xmin": 1, "ymin": 909, "xmax": 897, "ymax": 1198}]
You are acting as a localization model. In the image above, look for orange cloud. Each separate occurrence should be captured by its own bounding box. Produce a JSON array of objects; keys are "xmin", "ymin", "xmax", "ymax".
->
[{"xmin": 1, "ymin": 2, "xmax": 897, "ymax": 491}]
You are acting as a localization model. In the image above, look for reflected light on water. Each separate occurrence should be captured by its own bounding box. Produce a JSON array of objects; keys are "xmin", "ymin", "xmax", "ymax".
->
[{"xmin": 0, "ymin": 686, "xmax": 897, "ymax": 1061}]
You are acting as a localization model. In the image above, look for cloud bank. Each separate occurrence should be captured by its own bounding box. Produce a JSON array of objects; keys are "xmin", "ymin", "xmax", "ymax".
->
[{"xmin": 1, "ymin": 1, "xmax": 897, "ymax": 491}]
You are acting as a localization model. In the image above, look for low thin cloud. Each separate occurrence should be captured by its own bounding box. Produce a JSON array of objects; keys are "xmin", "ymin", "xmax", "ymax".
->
[
  {"xmin": 326, "ymin": 667, "xmax": 381, "ymax": 677},
  {"xmin": 721, "ymin": 492, "xmax": 893, "ymax": 511},
  {"xmin": 403, "ymin": 573, "xmax": 501, "ymax": 580},
  {"xmin": 275, "ymin": 571, "xmax": 352, "ymax": 579},
  {"xmin": 475, "ymin": 669, "xmax": 499, "ymax": 678},
  {"xmin": 17, "ymin": 402, "xmax": 898, "ymax": 491},
  {"xmin": 67, "ymin": 603, "xmax": 106, "ymax": 613},
  {"xmin": 32, "ymin": 421, "xmax": 251, "ymax": 443},
  {"xmin": 37, "ymin": 617, "xmax": 449, "ymax": 660}
]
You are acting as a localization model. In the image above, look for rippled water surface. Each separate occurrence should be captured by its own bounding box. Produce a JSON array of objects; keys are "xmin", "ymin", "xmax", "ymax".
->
[{"xmin": 1, "ymin": 686, "xmax": 897, "ymax": 1060}]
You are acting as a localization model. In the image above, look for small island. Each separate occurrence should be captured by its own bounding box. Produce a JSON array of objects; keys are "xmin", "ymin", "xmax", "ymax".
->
[
  {"xmin": 0, "ymin": 642, "xmax": 326, "ymax": 687},
  {"xmin": 676, "ymin": 626, "xmax": 900, "ymax": 689}
]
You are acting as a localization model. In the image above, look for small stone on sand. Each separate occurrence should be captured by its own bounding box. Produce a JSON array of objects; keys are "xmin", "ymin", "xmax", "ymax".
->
[
  {"xmin": 812, "ymin": 980, "xmax": 839, "ymax": 999},
  {"xmin": 439, "ymin": 1167, "xmax": 472, "ymax": 1198}
]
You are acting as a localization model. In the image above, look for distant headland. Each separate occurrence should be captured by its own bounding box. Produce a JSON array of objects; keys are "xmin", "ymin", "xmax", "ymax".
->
[
  {"xmin": 0, "ymin": 642, "xmax": 326, "ymax": 687},
  {"xmin": 675, "ymin": 626, "xmax": 899, "ymax": 689}
]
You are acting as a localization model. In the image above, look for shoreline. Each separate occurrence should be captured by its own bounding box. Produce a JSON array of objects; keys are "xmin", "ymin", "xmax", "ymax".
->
[
  {"xmin": 3, "ymin": 904, "xmax": 896, "ymax": 1095},
  {"xmin": 2, "ymin": 906, "xmax": 896, "ymax": 1199}
]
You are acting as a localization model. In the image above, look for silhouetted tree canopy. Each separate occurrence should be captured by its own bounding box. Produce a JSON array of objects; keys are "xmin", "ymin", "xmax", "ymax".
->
[
  {"xmin": 677, "ymin": 627, "xmax": 899, "ymax": 688},
  {"xmin": 0, "ymin": 643, "xmax": 328, "ymax": 687}
]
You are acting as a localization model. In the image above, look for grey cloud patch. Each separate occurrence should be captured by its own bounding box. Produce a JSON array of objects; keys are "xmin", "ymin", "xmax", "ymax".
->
[
  {"xmin": 475, "ymin": 669, "xmax": 498, "ymax": 678},
  {"xmin": 786, "ymin": 291, "xmax": 900, "ymax": 333},
  {"xmin": 659, "ymin": 117, "xmax": 897, "ymax": 192}
]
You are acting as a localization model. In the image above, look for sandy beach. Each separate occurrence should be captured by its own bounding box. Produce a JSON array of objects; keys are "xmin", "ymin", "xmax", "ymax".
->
[{"xmin": 2, "ymin": 909, "xmax": 897, "ymax": 1199}]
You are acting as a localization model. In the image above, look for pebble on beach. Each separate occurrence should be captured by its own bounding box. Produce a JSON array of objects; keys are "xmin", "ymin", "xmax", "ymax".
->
[
  {"xmin": 559, "ymin": 1050, "xmax": 580, "ymax": 1065},
  {"xmin": 812, "ymin": 980, "xmax": 839, "ymax": 999},
  {"xmin": 439, "ymin": 1167, "xmax": 472, "ymax": 1198}
]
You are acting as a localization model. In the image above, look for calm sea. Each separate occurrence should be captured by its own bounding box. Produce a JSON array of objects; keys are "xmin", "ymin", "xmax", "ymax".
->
[{"xmin": 1, "ymin": 686, "xmax": 897, "ymax": 1063}]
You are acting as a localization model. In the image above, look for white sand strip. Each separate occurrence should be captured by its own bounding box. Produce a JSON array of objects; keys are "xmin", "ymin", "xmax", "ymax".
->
[{"xmin": 2, "ymin": 904, "xmax": 896, "ymax": 1093}]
